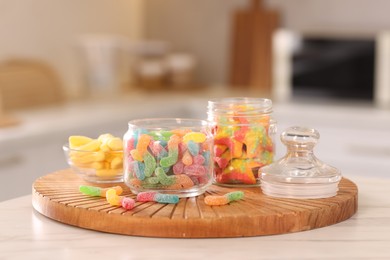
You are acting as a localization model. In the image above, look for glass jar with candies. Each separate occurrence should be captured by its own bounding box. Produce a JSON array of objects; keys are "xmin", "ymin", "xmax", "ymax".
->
[
  {"xmin": 124, "ymin": 118, "xmax": 213, "ymax": 197},
  {"xmin": 207, "ymin": 97, "xmax": 276, "ymax": 186}
]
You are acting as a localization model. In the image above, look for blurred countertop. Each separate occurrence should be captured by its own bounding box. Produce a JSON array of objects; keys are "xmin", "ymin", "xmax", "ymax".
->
[{"xmin": 1, "ymin": 87, "xmax": 390, "ymax": 179}]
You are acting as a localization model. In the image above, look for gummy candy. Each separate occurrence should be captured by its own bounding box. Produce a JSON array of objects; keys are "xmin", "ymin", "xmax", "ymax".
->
[
  {"xmin": 69, "ymin": 136, "xmax": 93, "ymax": 149},
  {"xmin": 79, "ymin": 185, "xmax": 123, "ymax": 197},
  {"xmin": 183, "ymin": 132, "xmax": 206, "ymax": 143},
  {"xmin": 67, "ymin": 134, "xmax": 124, "ymax": 178},
  {"xmin": 160, "ymin": 150, "xmax": 179, "ymax": 168},
  {"xmin": 173, "ymin": 161, "xmax": 184, "ymax": 175},
  {"xmin": 125, "ymin": 127, "xmax": 211, "ymax": 193},
  {"xmin": 136, "ymin": 191, "xmax": 179, "ymax": 204},
  {"xmin": 183, "ymin": 164, "xmax": 206, "ymax": 176},
  {"xmin": 155, "ymin": 167, "xmax": 175, "ymax": 185},
  {"xmin": 135, "ymin": 161, "xmax": 146, "ymax": 180},
  {"xmin": 143, "ymin": 151, "xmax": 157, "ymax": 177},
  {"xmin": 187, "ymin": 140, "xmax": 199, "ymax": 156},
  {"xmin": 136, "ymin": 134, "xmax": 151, "ymax": 156},
  {"xmin": 106, "ymin": 188, "xmax": 135, "ymax": 210},
  {"xmin": 193, "ymin": 154, "xmax": 205, "ymax": 165},
  {"xmin": 106, "ymin": 137, "xmax": 123, "ymax": 151},
  {"xmin": 211, "ymin": 104, "xmax": 274, "ymax": 185},
  {"xmin": 167, "ymin": 174, "xmax": 194, "ymax": 189},
  {"xmin": 182, "ymin": 150, "xmax": 193, "ymax": 166},
  {"xmin": 121, "ymin": 197, "xmax": 136, "ymax": 210},
  {"xmin": 204, "ymin": 191, "xmax": 244, "ymax": 206}
]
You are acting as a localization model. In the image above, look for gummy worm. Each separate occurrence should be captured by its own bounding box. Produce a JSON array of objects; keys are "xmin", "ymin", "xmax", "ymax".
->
[
  {"xmin": 106, "ymin": 188, "xmax": 135, "ymax": 210},
  {"xmin": 79, "ymin": 185, "xmax": 123, "ymax": 197},
  {"xmin": 204, "ymin": 191, "xmax": 244, "ymax": 206},
  {"xmin": 183, "ymin": 132, "xmax": 206, "ymax": 143},
  {"xmin": 136, "ymin": 191, "xmax": 179, "ymax": 204}
]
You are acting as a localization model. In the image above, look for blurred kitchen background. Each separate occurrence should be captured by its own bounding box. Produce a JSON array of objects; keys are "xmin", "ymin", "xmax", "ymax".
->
[{"xmin": 1, "ymin": 0, "xmax": 390, "ymax": 201}]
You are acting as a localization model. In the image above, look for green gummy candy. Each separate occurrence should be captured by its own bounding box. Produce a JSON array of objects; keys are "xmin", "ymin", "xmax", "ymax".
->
[
  {"xmin": 143, "ymin": 176, "xmax": 160, "ymax": 185},
  {"xmin": 160, "ymin": 176, "xmax": 175, "ymax": 186},
  {"xmin": 144, "ymin": 151, "xmax": 157, "ymax": 177},
  {"xmin": 225, "ymin": 191, "xmax": 244, "ymax": 202},
  {"xmin": 155, "ymin": 167, "xmax": 168, "ymax": 179},
  {"xmin": 160, "ymin": 149, "xmax": 178, "ymax": 167},
  {"xmin": 150, "ymin": 130, "xmax": 173, "ymax": 142},
  {"xmin": 79, "ymin": 185, "xmax": 101, "ymax": 196},
  {"xmin": 160, "ymin": 157, "xmax": 175, "ymax": 167},
  {"xmin": 155, "ymin": 167, "xmax": 175, "ymax": 185}
]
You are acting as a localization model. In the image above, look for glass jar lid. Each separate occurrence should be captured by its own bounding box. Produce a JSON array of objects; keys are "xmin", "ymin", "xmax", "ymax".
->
[{"xmin": 260, "ymin": 126, "xmax": 342, "ymax": 199}]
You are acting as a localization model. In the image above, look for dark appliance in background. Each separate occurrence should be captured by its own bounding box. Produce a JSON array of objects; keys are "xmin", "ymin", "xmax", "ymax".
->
[{"xmin": 292, "ymin": 38, "xmax": 375, "ymax": 101}]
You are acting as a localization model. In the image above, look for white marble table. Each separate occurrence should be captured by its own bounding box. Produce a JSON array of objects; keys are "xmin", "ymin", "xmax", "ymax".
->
[{"xmin": 1, "ymin": 176, "xmax": 389, "ymax": 259}]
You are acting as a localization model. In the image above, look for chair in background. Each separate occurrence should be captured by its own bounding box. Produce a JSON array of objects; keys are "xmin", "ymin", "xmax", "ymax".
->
[{"xmin": 0, "ymin": 59, "xmax": 64, "ymax": 112}]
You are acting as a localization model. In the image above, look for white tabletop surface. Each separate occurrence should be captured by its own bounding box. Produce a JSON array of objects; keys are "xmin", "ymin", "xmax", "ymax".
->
[{"xmin": 1, "ymin": 176, "xmax": 389, "ymax": 259}]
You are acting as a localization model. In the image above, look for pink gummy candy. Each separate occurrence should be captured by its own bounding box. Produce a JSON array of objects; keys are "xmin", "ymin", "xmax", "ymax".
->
[
  {"xmin": 178, "ymin": 142, "xmax": 187, "ymax": 157},
  {"xmin": 126, "ymin": 138, "xmax": 135, "ymax": 152},
  {"xmin": 173, "ymin": 161, "xmax": 185, "ymax": 175},
  {"xmin": 137, "ymin": 191, "xmax": 157, "ymax": 202},
  {"xmin": 193, "ymin": 154, "xmax": 205, "ymax": 165},
  {"xmin": 183, "ymin": 164, "xmax": 206, "ymax": 176},
  {"xmin": 149, "ymin": 142, "xmax": 163, "ymax": 156},
  {"xmin": 121, "ymin": 197, "xmax": 136, "ymax": 210}
]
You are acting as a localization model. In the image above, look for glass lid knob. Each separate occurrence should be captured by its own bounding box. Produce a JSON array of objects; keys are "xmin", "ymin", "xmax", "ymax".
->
[{"xmin": 281, "ymin": 126, "xmax": 319, "ymax": 149}]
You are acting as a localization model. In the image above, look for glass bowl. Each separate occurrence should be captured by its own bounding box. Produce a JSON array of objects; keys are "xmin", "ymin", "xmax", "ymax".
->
[{"xmin": 63, "ymin": 144, "xmax": 124, "ymax": 183}]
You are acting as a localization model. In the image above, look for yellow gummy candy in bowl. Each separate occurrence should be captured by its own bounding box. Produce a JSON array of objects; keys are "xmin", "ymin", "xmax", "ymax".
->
[{"xmin": 63, "ymin": 134, "xmax": 124, "ymax": 183}]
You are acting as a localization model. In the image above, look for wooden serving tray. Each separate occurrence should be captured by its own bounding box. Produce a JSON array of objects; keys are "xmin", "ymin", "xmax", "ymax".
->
[{"xmin": 32, "ymin": 169, "xmax": 358, "ymax": 238}]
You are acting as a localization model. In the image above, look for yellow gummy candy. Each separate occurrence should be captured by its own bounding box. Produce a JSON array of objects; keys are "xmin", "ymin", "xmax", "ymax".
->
[
  {"xmin": 183, "ymin": 132, "xmax": 206, "ymax": 143},
  {"xmin": 98, "ymin": 133, "xmax": 114, "ymax": 144},
  {"xmin": 106, "ymin": 188, "xmax": 121, "ymax": 206},
  {"xmin": 70, "ymin": 153, "xmax": 92, "ymax": 164},
  {"xmin": 130, "ymin": 149, "xmax": 143, "ymax": 161},
  {"xmin": 90, "ymin": 161, "xmax": 108, "ymax": 170},
  {"xmin": 105, "ymin": 152, "xmax": 123, "ymax": 162},
  {"xmin": 107, "ymin": 137, "xmax": 123, "ymax": 151},
  {"xmin": 96, "ymin": 169, "xmax": 120, "ymax": 177},
  {"xmin": 110, "ymin": 157, "xmax": 123, "ymax": 169},
  {"xmin": 67, "ymin": 133, "xmax": 124, "ymax": 173},
  {"xmin": 69, "ymin": 136, "xmax": 93, "ymax": 149},
  {"xmin": 70, "ymin": 155, "xmax": 92, "ymax": 165},
  {"xmin": 76, "ymin": 140, "xmax": 101, "ymax": 152},
  {"xmin": 100, "ymin": 143, "xmax": 111, "ymax": 152}
]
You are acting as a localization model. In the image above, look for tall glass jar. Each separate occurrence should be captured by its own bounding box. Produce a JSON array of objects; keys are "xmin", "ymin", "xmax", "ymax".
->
[
  {"xmin": 123, "ymin": 118, "xmax": 213, "ymax": 197},
  {"xmin": 207, "ymin": 98, "xmax": 276, "ymax": 186}
]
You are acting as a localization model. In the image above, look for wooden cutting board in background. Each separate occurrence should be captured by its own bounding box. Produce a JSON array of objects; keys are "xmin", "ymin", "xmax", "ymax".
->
[{"xmin": 230, "ymin": 0, "xmax": 279, "ymax": 95}]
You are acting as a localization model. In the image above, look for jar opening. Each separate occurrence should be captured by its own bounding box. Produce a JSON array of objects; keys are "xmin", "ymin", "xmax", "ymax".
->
[
  {"xmin": 128, "ymin": 118, "xmax": 208, "ymax": 127},
  {"xmin": 208, "ymin": 97, "xmax": 273, "ymax": 115}
]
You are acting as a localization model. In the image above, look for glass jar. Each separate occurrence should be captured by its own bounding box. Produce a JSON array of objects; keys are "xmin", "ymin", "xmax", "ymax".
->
[
  {"xmin": 207, "ymin": 97, "xmax": 276, "ymax": 186},
  {"xmin": 124, "ymin": 118, "xmax": 212, "ymax": 197}
]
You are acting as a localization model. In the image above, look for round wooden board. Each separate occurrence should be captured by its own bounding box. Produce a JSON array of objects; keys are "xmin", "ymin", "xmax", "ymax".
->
[{"xmin": 32, "ymin": 169, "xmax": 358, "ymax": 238}]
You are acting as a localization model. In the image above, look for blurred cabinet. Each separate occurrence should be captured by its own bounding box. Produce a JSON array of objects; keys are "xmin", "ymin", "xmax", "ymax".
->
[{"xmin": 0, "ymin": 141, "xmax": 65, "ymax": 201}]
